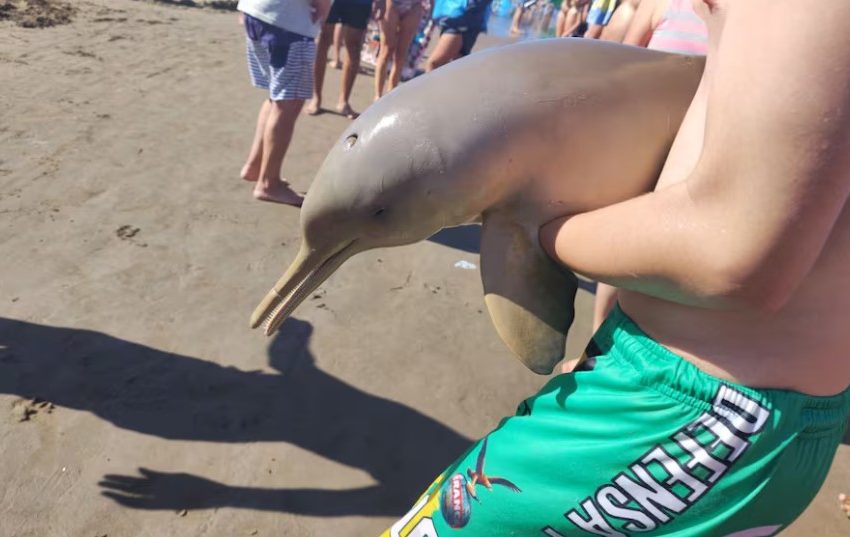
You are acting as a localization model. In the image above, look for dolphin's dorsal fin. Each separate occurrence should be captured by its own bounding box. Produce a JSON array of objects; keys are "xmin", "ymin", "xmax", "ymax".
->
[{"xmin": 480, "ymin": 213, "xmax": 578, "ymax": 374}]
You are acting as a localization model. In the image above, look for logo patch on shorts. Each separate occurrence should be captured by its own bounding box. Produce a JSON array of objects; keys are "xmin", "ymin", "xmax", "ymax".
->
[
  {"xmin": 439, "ymin": 437, "xmax": 522, "ymax": 529},
  {"xmin": 441, "ymin": 473, "xmax": 473, "ymax": 528}
]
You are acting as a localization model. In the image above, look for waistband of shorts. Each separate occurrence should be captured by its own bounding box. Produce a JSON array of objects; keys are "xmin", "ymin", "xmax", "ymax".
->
[{"xmin": 591, "ymin": 304, "xmax": 850, "ymax": 434}]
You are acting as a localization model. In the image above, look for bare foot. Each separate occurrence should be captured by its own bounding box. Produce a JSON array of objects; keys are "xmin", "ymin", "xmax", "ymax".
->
[
  {"xmin": 305, "ymin": 98, "xmax": 321, "ymax": 116},
  {"xmin": 240, "ymin": 162, "xmax": 260, "ymax": 182},
  {"xmin": 336, "ymin": 102, "xmax": 359, "ymax": 119},
  {"xmin": 253, "ymin": 180, "xmax": 304, "ymax": 207},
  {"xmin": 840, "ymin": 493, "xmax": 850, "ymax": 519}
]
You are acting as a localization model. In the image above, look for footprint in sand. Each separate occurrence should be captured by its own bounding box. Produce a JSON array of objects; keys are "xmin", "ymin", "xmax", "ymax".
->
[
  {"xmin": 12, "ymin": 397, "xmax": 56, "ymax": 423},
  {"xmin": 116, "ymin": 225, "xmax": 148, "ymax": 247}
]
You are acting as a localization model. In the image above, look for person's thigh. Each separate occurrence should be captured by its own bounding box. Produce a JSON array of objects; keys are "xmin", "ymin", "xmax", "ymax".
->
[
  {"xmin": 342, "ymin": 25, "xmax": 367, "ymax": 58},
  {"xmin": 380, "ymin": 6, "xmax": 402, "ymax": 50},
  {"xmin": 394, "ymin": 4, "xmax": 424, "ymax": 58},
  {"xmin": 316, "ymin": 22, "xmax": 335, "ymax": 49},
  {"xmin": 427, "ymin": 32, "xmax": 463, "ymax": 68}
]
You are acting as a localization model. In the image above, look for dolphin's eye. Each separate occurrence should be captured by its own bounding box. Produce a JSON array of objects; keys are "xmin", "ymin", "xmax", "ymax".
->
[
  {"xmin": 372, "ymin": 207, "xmax": 386, "ymax": 218},
  {"xmin": 344, "ymin": 134, "xmax": 358, "ymax": 149}
]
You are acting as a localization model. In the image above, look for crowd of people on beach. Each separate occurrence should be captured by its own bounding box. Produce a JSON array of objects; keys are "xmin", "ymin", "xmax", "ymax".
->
[{"xmin": 235, "ymin": 0, "xmax": 708, "ymax": 207}]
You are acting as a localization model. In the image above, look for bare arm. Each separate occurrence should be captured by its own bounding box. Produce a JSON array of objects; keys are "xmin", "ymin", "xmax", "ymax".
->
[
  {"xmin": 541, "ymin": 0, "xmax": 850, "ymax": 312},
  {"xmin": 621, "ymin": 0, "xmax": 658, "ymax": 47},
  {"xmin": 311, "ymin": 0, "xmax": 331, "ymax": 22}
]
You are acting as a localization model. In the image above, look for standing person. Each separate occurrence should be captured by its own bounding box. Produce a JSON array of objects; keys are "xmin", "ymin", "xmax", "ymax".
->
[
  {"xmin": 237, "ymin": 0, "xmax": 329, "ymax": 206},
  {"xmin": 426, "ymin": 0, "xmax": 494, "ymax": 71},
  {"xmin": 374, "ymin": 0, "xmax": 426, "ymax": 100},
  {"xmin": 385, "ymin": 1, "xmax": 850, "ymax": 535},
  {"xmin": 555, "ymin": 0, "xmax": 589, "ymax": 37},
  {"xmin": 583, "ymin": 0, "xmax": 617, "ymax": 38},
  {"xmin": 306, "ymin": 0, "xmax": 380, "ymax": 118}
]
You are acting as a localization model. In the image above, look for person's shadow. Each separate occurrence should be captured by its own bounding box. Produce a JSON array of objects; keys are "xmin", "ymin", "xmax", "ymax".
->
[{"xmin": 0, "ymin": 317, "xmax": 472, "ymax": 516}]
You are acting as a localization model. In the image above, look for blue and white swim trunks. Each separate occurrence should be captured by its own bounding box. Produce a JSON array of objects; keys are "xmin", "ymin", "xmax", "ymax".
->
[
  {"xmin": 587, "ymin": 0, "xmax": 618, "ymax": 26},
  {"xmin": 244, "ymin": 14, "xmax": 315, "ymax": 101}
]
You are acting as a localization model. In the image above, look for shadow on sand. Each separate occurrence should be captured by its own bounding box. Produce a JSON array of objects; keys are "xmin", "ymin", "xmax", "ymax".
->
[
  {"xmin": 426, "ymin": 224, "xmax": 597, "ymax": 294},
  {"xmin": 428, "ymin": 224, "xmax": 481, "ymax": 254},
  {"xmin": 0, "ymin": 317, "xmax": 471, "ymax": 516}
]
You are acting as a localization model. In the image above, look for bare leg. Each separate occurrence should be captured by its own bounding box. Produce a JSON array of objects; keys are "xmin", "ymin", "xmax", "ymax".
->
[
  {"xmin": 600, "ymin": 0, "xmax": 639, "ymax": 42},
  {"xmin": 338, "ymin": 25, "xmax": 367, "ymax": 118},
  {"xmin": 331, "ymin": 23, "xmax": 344, "ymax": 69},
  {"xmin": 584, "ymin": 23, "xmax": 604, "ymax": 39},
  {"xmin": 425, "ymin": 33, "xmax": 462, "ymax": 72},
  {"xmin": 388, "ymin": 4, "xmax": 422, "ymax": 92},
  {"xmin": 555, "ymin": 3, "xmax": 570, "ymax": 36},
  {"xmin": 592, "ymin": 282, "xmax": 618, "ymax": 332},
  {"xmin": 374, "ymin": 6, "xmax": 400, "ymax": 100},
  {"xmin": 253, "ymin": 99, "xmax": 306, "ymax": 206},
  {"xmin": 511, "ymin": 5, "xmax": 525, "ymax": 34},
  {"xmin": 307, "ymin": 23, "xmax": 334, "ymax": 115},
  {"xmin": 241, "ymin": 99, "xmax": 272, "ymax": 181}
]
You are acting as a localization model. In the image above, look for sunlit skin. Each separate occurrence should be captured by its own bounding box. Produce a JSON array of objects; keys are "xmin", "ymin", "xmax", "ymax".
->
[{"xmin": 541, "ymin": 0, "xmax": 850, "ymax": 396}]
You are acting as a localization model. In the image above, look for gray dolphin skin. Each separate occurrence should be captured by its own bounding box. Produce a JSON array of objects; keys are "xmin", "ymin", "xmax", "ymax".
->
[{"xmin": 251, "ymin": 38, "xmax": 705, "ymax": 374}]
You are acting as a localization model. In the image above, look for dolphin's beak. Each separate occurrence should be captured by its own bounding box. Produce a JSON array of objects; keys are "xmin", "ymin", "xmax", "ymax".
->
[{"xmin": 250, "ymin": 240, "xmax": 357, "ymax": 335}]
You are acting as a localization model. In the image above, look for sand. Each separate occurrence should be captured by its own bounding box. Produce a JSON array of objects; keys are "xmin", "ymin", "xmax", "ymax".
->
[{"xmin": 0, "ymin": 1, "xmax": 847, "ymax": 535}]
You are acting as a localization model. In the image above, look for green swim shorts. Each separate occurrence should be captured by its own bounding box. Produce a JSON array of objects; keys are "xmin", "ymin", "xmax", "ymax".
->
[{"xmin": 382, "ymin": 305, "xmax": 850, "ymax": 536}]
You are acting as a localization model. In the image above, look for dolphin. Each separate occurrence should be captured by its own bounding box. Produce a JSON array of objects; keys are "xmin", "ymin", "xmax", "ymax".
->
[{"xmin": 250, "ymin": 39, "xmax": 705, "ymax": 374}]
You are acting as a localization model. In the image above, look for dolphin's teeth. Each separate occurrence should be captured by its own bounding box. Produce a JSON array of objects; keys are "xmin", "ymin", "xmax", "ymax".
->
[
  {"xmin": 262, "ymin": 295, "xmax": 288, "ymax": 334},
  {"xmin": 257, "ymin": 240, "xmax": 357, "ymax": 336}
]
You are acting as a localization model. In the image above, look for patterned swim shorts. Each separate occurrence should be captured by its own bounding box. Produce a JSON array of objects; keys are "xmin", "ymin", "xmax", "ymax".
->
[{"xmin": 244, "ymin": 14, "xmax": 315, "ymax": 101}]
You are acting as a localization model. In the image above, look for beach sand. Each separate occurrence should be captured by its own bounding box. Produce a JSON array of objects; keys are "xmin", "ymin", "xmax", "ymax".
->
[{"xmin": 0, "ymin": 1, "xmax": 847, "ymax": 535}]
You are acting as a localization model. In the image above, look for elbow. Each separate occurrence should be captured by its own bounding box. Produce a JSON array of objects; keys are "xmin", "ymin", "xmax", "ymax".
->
[{"xmin": 696, "ymin": 254, "xmax": 797, "ymax": 314}]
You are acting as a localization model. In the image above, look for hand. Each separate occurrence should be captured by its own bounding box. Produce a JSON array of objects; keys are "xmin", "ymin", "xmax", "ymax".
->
[
  {"xmin": 373, "ymin": 0, "xmax": 386, "ymax": 21},
  {"xmin": 311, "ymin": 0, "xmax": 331, "ymax": 23},
  {"xmin": 99, "ymin": 468, "xmax": 228, "ymax": 510}
]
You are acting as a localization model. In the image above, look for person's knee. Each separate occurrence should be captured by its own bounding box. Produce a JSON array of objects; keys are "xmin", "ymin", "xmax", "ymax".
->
[{"xmin": 317, "ymin": 26, "xmax": 335, "ymax": 46}]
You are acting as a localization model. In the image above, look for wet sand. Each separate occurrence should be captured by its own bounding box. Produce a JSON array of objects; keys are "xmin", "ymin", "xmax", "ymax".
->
[{"xmin": 0, "ymin": 1, "xmax": 847, "ymax": 535}]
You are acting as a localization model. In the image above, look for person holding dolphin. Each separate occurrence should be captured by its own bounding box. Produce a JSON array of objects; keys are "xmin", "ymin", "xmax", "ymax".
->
[
  {"xmin": 382, "ymin": 0, "xmax": 850, "ymax": 535},
  {"xmin": 237, "ymin": 0, "xmax": 330, "ymax": 206},
  {"xmin": 246, "ymin": 0, "xmax": 850, "ymax": 533}
]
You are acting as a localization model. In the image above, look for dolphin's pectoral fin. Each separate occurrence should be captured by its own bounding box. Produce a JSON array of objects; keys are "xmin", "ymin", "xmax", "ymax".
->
[{"xmin": 480, "ymin": 214, "xmax": 578, "ymax": 375}]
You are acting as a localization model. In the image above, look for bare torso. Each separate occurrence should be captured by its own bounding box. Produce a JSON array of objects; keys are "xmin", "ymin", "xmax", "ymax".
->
[{"xmin": 620, "ymin": 2, "xmax": 850, "ymax": 396}]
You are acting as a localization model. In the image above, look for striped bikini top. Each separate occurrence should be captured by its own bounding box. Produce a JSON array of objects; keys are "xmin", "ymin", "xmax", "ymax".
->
[{"xmin": 647, "ymin": 0, "xmax": 708, "ymax": 55}]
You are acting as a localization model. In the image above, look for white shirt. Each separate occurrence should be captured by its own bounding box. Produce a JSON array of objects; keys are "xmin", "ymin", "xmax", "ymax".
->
[{"xmin": 238, "ymin": 0, "xmax": 320, "ymax": 38}]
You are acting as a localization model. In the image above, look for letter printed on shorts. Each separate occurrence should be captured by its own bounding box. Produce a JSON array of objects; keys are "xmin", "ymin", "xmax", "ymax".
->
[
  {"xmin": 565, "ymin": 498, "xmax": 627, "ymax": 537},
  {"xmin": 694, "ymin": 414, "xmax": 751, "ymax": 463},
  {"xmin": 674, "ymin": 431, "xmax": 729, "ymax": 483},
  {"xmin": 595, "ymin": 485, "xmax": 656, "ymax": 532},
  {"xmin": 613, "ymin": 464, "xmax": 687, "ymax": 524},
  {"xmin": 711, "ymin": 386, "xmax": 770, "ymax": 436},
  {"xmin": 641, "ymin": 446, "xmax": 708, "ymax": 503}
]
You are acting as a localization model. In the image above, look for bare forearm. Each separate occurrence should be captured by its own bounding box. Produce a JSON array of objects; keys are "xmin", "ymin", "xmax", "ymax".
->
[{"xmin": 539, "ymin": 182, "xmax": 740, "ymax": 309}]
